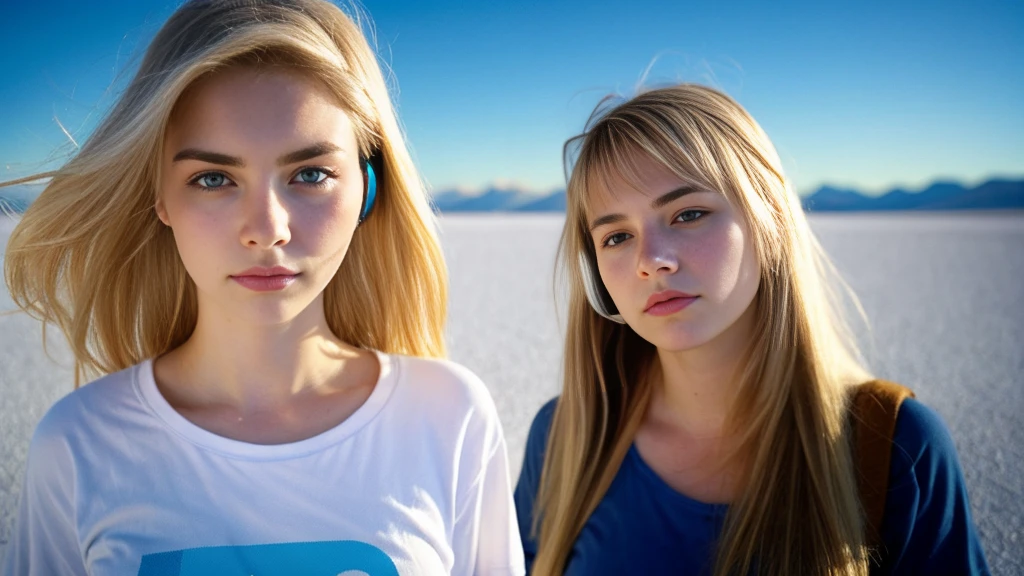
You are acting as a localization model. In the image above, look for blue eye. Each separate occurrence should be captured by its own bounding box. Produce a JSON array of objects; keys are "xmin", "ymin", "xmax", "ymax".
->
[
  {"xmin": 190, "ymin": 172, "xmax": 233, "ymax": 190},
  {"xmin": 676, "ymin": 209, "xmax": 708, "ymax": 223},
  {"xmin": 602, "ymin": 232, "xmax": 632, "ymax": 247},
  {"xmin": 293, "ymin": 168, "xmax": 328, "ymax": 185}
]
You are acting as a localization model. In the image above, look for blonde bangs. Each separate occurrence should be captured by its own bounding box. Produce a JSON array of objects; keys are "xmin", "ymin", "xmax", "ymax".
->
[{"xmin": 536, "ymin": 84, "xmax": 872, "ymax": 576}]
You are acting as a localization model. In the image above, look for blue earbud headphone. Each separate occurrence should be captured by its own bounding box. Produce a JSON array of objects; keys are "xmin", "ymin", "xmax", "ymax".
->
[{"xmin": 359, "ymin": 155, "xmax": 379, "ymax": 224}]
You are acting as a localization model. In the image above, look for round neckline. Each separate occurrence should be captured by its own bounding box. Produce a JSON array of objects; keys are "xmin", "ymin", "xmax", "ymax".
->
[
  {"xmin": 627, "ymin": 443, "xmax": 730, "ymax": 516},
  {"xmin": 134, "ymin": 350, "xmax": 399, "ymax": 461}
]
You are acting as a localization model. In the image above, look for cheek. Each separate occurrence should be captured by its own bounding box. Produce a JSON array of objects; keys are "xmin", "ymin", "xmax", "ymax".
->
[
  {"xmin": 295, "ymin": 197, "xmax": 358, "ymax": 260},
  {"xmin": 597, "ymin": 251, "xmax": 634, "ymax": 301},
  {"xmin": 694, "ymin": 220, "xmax": 759, "ymax": 303},
  {"xmin": 164, "ymin": 202, "xmax": 227, "ymax": 267}
]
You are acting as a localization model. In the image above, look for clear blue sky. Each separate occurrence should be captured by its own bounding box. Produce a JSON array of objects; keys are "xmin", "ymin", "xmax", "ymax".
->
[{"xmin": 1, "ymin": 0, "xmax": 1021, "ymax": 195}]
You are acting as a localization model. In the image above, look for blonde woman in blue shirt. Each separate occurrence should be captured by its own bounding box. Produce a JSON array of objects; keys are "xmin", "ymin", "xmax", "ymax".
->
[{"xmin": 515, "ymin": 85, "xmax": 988, "ymax": 575}]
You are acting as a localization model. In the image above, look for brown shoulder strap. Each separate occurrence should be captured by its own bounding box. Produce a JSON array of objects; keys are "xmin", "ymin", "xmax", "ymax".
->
[{"xmin": 850, "ymin": 379, "xmax": 915, "ymax": 549}]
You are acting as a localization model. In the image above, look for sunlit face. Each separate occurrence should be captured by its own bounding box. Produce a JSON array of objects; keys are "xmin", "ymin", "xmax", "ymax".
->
[
  {"xmin": 587, "ymin": 152, "xmax": 761, "ymax": 352},
  {"xmin": 156, "ymin": 66, "xmax": 365, "ymax": 326}
]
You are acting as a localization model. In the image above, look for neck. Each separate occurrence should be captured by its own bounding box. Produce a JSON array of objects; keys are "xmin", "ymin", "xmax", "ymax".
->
[
  {"xmin": 647, "ymin": 303, "xmax": 758, "ymax": 439},
  {"xmin": 160, "ymin": 294, "xmax": 358, "ymax": 412}
]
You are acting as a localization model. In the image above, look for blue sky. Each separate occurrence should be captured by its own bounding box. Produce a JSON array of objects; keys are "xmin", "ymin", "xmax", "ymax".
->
[{"xmin": 1, "ymin": 0, "xmax": 1021, "ymax": 195}]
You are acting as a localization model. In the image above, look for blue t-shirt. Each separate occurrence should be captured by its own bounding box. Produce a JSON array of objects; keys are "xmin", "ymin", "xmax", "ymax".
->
[{"xmin": 514, "ymin": 397, "xmax": 990, "ymax": 575}]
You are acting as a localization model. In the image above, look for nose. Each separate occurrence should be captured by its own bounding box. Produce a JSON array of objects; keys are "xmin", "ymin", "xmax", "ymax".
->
[
  {"xmin": 636, "ymin": 227, "xmax": 679, "ymax": 278},
  {"xmin": 240, "ymin": 182, "xmax": 291, "ymax": 248}
]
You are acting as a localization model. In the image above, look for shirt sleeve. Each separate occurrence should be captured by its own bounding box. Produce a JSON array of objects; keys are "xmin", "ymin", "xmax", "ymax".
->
[
  {"xmin": 513, "ymin": 398, "xmax": 558, "ymax": 573},
  {"xmin": 2, "ymin": 409, "xmax": 88, "ymax": 576},
  {"xmin": 450, "ymin": 404, "xmax": 526, "ymax": 576},
  {"xmin": 876, "ymin": 398, "xmax": 991, "ymax": 575}
]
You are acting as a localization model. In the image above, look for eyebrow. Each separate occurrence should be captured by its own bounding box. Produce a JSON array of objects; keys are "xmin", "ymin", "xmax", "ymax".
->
[
  {"xmin": 588, "ymin": 185, "xmax": 704, "ymax": 231},
  {"xmin": 172, "ymin": 149, "xmax": 244, "ymax": 167},
  {"xmin": 277, "ymin": 142, "xmax": 344, "ymax": 166},
  {"xmin": 171, "ymin": 142, "xmax": 344, "ymax": 167}
]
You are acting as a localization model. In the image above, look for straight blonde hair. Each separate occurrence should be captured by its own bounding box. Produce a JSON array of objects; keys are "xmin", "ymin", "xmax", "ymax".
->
[
  {"xmin": 533, "ymin": 84, "xmax": 873, "ymax": 575},
  {"xmin": 3, "ymin": 0, "xmax": 447, "ymax": 384}
]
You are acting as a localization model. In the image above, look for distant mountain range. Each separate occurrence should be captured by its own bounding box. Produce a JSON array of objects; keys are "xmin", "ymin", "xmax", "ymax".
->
[
  {"xmin": 431, "ymin": 179, "xmax": 1024, "ymax": 213},
  {"xmin": 429, "ymin": 186, "xmax": 567, "ymax": 212},
  {"xmin": 2, "ymin": 179, "xmax": 1021, "ymax": 215},
  {"xmin": 800, "ymin": 179, "xmax": 1024, "ymax": 211}
]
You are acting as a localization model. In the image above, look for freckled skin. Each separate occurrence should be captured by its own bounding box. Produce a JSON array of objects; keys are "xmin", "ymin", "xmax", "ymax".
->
[
  {"xmin": 587, "ymin": 154, "xmax": 761, "ymax": 352},
  {"xmin": 156, "ymin": 67, "xmax": 364, "ymax": 327}
]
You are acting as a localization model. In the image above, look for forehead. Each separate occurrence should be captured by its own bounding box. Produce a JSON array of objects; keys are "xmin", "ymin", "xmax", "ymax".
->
[
  {"xmin": 165, "ymin": 66, "xmax": 356, "ymax": 151},
  {"xmin": 585, "ymin": 151, "xmax": 700, "ymax": 215}
]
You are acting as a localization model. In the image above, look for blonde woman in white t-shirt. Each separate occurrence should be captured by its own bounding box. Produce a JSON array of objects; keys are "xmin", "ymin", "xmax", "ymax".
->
[{"xmin": 2, "ymin": 1, "xmax": 523, "ymax": 574}]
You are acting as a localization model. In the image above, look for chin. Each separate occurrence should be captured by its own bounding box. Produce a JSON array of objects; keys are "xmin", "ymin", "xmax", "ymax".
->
[
  {"xmin": 650, "ymin": 337, "xmax": 711, "ymax": 353},
  {"xmin": 251, "ymin": 300, "xmax": 319, "ymax": 325},
  {"xmin": 630, "ymin": 320, "xmax": 718, "ymax": 352},
  {"xmin": 204, "ymin": 294, "xmax": 318, "ymax": 327}
]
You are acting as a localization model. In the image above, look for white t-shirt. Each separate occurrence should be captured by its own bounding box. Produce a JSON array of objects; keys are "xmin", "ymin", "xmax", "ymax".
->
[{"xmin": 3, "ymin": 352, "xmax": 525, "ymax": 576}]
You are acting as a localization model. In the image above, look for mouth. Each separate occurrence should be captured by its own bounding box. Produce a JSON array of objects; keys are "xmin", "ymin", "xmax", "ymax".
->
[
  {"xmin": 230, "ymin": 266, "xmax": 300, "ymax": 292},
  {"xmin": 644, "ymin": 290, "xmax": 699, "ymax": 316}
]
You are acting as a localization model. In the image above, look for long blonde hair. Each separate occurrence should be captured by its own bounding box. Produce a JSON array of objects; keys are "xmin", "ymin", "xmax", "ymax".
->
[
  {"xmin": 533, "ymin": 84, "xmax": 873, "ymax": 575},
  {"xmin": 3, "ymin": 0, "xmax": 447, "ymax": 384}
]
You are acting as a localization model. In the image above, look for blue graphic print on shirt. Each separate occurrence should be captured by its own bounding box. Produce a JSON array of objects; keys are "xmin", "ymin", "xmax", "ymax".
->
[{"xmin": 137, "ymin": 540, "xmax": 398, "ymax": 575}]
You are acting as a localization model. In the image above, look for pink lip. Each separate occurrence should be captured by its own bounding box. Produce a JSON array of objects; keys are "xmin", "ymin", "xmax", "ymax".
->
[
  {"xmin": 644, "ymin": 290, "xmax": 698, "ymax": 316},
  {"xmin": 230, "ymin": 266, "xmax": 299, "ymax": 292}
]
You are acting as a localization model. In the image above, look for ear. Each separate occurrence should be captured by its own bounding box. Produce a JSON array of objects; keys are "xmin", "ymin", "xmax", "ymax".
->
[{"xmin": 154, "ymin": 197, "xmax": 170, "ymax": 226}]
